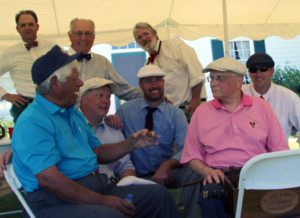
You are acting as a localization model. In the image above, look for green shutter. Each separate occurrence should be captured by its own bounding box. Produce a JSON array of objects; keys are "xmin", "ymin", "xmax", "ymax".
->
[
  {"xmin": 253, "ymin": 40, "xmax": 266, "ymax": 53},
  {"xmin": 211, "ymin": 39, "xmax": 224, "ymax": 60}
]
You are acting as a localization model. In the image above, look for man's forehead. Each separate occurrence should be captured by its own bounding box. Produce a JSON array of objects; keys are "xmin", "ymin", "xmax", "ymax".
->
[
  {"xmin": 72, "ymin": 21, "xmax": 94, "ymax": 30},
  {"xmin": 18, "ymin": 14, "xmax": 36, "ymax": 23}
]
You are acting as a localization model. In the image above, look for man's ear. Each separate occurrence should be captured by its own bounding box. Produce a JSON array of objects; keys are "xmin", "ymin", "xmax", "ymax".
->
[
  {"xmin": 270, "ymin": 67, "xmax": 275, "ymax": 76},
  {"xmin": 49, "ymin": 75, "xmax": 59, "ymax": 91},
  {"xmin": 138, "ymin": 80, "xmax": 143, "ymax": 89}
]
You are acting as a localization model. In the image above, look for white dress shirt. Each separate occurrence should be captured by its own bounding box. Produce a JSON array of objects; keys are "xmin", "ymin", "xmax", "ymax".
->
[
  {"xmin": 0, "ymin": 38, "xmax": 55, "ymax": 98},
  {"xmin": 243, "ymin": 83, "xmax": 300, "ymax": 140},
  {"xmin": 93, "ymin": 120, "xmax": 135, "ymax": 178},
  {"xmin": 151, "ymin": 39, "xmax": 205, "ymax": 106},
  {"xmin": 68, "ymin": 48, "xmax": 142, "ymax": 101}
]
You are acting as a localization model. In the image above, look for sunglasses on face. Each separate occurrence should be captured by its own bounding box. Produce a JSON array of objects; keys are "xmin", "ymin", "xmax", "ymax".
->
[{"xmin": 249, "ymin": 66, "xmax": 269, "ymax": 73}]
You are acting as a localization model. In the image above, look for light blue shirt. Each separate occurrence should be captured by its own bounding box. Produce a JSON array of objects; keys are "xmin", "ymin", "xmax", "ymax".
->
[
  {"xmin": 93, "ymin": 120, "xmax": 135, "ymax": 178},
  {"xmin": 117, "ymin": 98, "xmax": 188, "ymax": 176},
  {"xmin": 12, "ymin": 94, "xmax": 100, "ymax": 192}
]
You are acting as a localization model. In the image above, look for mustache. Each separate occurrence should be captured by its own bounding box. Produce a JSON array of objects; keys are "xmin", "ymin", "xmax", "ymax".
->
[{"xmin": 142, "ymin": 40, "xmax": 151, "ymax": 46}]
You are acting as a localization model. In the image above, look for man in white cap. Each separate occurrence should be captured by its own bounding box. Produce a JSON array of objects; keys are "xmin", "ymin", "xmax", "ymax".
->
[
  {"xmin": 80, "ymin": 78, "xmax": 136, "ymax": 180},
  {"xmin": 117, "ymin": 64, "xmax": 202, "ymax": 218},
  {"xmin": 10, "ymin": 45, "xmax": 181, "ymax": 218},
  {"xmin": 80, "ymin": 78, "xmax": 158, "ymax": 186},
  {"xmin": 180, "ymin": 57, "xmax": 289, "ymax": 218}
]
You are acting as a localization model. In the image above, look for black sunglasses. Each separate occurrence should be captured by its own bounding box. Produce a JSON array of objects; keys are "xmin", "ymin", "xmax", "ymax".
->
[{"xmin": 249, "ymin": 66, "xmax": 269, "ymax": 73}]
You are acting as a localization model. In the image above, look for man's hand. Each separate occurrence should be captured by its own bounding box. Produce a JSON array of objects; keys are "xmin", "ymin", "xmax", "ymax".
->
[
  {"xmin": 152, "ymin": 160, "xmax": 178, "ymax": 185},
  {"xmin": 0, "ymin": 150, "xmax": 12, "ymax": 177},
  {"xmin": 104, "ymin": 114, "xmax": 122, "ymax": 129},
  {"xmin": 101, "ymin": 195, "xmax": 135, "ymax": 217},
  {"xmin": 128, "ymin": 129, "xmax": 159, "ymax": 149},
  {"xmin": 2, "ymin": 94, "xmax": 28, "ymax": 107},
  {"xmin": 152, "ymin": 165, "xmax": 172, "ymax": 185},
  {"xmin": 203, "ymin": 168, "xmax": 225, "ymax": 185}
]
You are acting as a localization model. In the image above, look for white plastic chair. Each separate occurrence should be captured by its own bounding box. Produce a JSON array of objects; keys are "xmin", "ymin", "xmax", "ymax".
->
[
  {"xmin": 235, "ymin": 149, "xmax": 300, "ymax": 218},
  {"xmin": 3, "ymin": 163, "xmax": 36, "ymax": 218}
]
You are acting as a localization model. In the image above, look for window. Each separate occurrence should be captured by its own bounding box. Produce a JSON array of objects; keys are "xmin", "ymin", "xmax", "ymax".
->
[
  {"xmin": 229, "ymin": 40, "xmax": 251, "ymax": 83},
  {"xmin": 112, "ymin": 42, "xmax": 140, "ymax": 50},
  {"xmin": 229, "ymin": 40, "xmax": 250, "ymax": 63}
]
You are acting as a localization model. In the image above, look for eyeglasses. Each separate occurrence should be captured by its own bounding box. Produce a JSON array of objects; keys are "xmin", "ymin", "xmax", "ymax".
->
[
  {"xmin": 71, "ymin": 31, "xmax": 94, "ymax": 38},
  {"xmin": 249, "ymin": 66, "xmax": 269, "ymax": 73},
  {"xmin": 207, "ymin": 75, "xmax": 240, "ymax": 82}
]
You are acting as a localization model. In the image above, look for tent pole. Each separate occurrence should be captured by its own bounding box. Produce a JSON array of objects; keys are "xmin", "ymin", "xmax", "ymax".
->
[
  {"xmin": 51, "ymin": 0, "xmax": 60, "ymax": 34},
  {"xmin": 222, "ymin": 0, "xmax": 229, "ymax": 57}
]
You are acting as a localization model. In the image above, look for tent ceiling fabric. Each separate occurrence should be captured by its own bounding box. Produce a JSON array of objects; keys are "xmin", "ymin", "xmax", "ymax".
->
[{"xmin": 0, "ymin": 0, "xmax": 299, "ymax": 50}]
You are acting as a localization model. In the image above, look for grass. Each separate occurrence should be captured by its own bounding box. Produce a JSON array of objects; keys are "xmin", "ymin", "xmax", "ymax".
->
[
  {"xmin": 0, "ymin": 192, "xmax": 22, "ymax": 217},
  {"xmin": 289, "ymin": 135, "xmax": 300, "ymax": 150}
]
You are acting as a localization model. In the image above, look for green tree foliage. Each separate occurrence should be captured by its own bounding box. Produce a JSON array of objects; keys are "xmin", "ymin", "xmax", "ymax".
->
[{"xmin": 272, "ymin": 66, "xmax": 300, "ymax": 96}]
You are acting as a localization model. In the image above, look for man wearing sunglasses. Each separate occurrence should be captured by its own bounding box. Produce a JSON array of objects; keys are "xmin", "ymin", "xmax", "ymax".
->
[{"xmin": 243, "ymin": 53, "xmax": 300, "ymax": 144}]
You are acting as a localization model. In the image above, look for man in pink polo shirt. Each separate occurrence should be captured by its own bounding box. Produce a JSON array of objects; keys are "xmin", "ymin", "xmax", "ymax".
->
[{"xmin": 181, "ymin": 57, "xmax": 289, "ymax": 218}]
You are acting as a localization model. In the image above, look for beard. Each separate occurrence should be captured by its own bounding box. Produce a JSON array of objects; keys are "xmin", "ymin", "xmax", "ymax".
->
[
  {"xmin": 143, "ymin": 88, "xmax": 164, "ymax": 102},
  {"xmin": 142, "ymin": 38, "xmax": 157, "ymax": 53}
]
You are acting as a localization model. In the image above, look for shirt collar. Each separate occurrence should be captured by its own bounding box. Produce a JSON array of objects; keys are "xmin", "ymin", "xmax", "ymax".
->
[
  {"xmin": 68, "ymin": 47, "xmax": 92, "ymax": 57},
  {"xmin": 35, "ymin": 93, "xmax": 75, "ymax": 115},
  {"xmin": 140, "ymin": 98, "xmax": 166, "ymax": 113},
  {"xmin": 154, "ymin": 39, "xmax": 162, "ymax": 54},
  {"xmin": 249, "ymin": 82, "xmax": 274, "ymax": 99},
  {"xmin": 212, "ymin": 92, "xmax": 253, "ymax": 110}
]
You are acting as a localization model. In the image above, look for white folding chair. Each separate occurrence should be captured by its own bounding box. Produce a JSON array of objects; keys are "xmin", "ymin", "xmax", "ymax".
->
[
  {"xmin": 235, "ymin": 149, "xmax": 300, "ymax": 218},
  {"xmin": 3, "ymin": 163, "xmax": 36, "ymax": 218}
]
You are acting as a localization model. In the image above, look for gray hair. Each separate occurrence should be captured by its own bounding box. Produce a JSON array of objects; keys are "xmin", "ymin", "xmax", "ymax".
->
[
  {"xmin": 36, "ymin": 62, "xmax": 77, "ymax": 95},
  {"xmin": 69, "ymin": 18, "xmax": 95, "ymax": 32},
  {"xmin": 133, "ymin": 22, "xmax": 157, "ymax": 40}
]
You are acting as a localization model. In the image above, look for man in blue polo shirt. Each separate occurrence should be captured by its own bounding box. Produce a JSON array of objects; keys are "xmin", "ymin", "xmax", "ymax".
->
[{"xmin": 11, "ymin": 45, "xmax": 180, "ymax": 218}]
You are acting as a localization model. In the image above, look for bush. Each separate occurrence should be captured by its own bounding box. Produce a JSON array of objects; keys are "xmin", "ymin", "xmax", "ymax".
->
[
  {"xmin": 272, "ymin": 66, "xmax": 300, "ymax": 96},
  {"xmin": 0, "ymin": 117, "xmax": 14, "ymax": 138}
]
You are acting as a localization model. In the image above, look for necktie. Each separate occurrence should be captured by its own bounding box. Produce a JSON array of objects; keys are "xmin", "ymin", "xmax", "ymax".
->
[
  {"xmin": 145, "ymin": 107, "xmax": 157, "ymax": 131},
  {"xmin": 146, "ymin": 53, "xmax": 157, "ymax": 65},
  {"xmin": 24, "ymin": 41, "xmax": 38, "ymax": 50},
  {"xmin": 260, "ymin": 95, "xmax": 264, "ymax": 99},
  {"xmin": 77, "ymin": 53, "xmax": 92, "ymax": 62}
]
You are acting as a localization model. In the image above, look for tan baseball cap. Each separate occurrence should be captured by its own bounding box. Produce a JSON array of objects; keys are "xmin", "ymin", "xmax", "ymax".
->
[
  {"xmin": 203, "ymin": 57, "xmax": 246, "ymax": 76},
  {"xmin": 137, "ymin": 65, "xmax": 166, "ymax": 79},
  {"xmin": 80, "ymin": 78, "xmax": 116, "ymax": 96}
]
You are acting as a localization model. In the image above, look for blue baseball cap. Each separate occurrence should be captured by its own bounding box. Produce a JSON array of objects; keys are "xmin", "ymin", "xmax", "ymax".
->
[{"xmin": 31, "ymin": 45, "xmax": 79, "ymax": 85}]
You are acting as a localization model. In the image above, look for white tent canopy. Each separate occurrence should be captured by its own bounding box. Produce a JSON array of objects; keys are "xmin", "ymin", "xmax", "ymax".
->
[{"xmin": 0, "ymin": 0, "xmax": 299, "ymax": 51}]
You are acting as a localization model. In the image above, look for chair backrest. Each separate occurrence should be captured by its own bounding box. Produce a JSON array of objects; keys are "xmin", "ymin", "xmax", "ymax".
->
[
  {"xmin": 3, "ymin": 163, "xmax": 36, "ymax": 218},
  {"xmin": 235, "ymin": 149, "xmax": 300, "ymax": 218}
]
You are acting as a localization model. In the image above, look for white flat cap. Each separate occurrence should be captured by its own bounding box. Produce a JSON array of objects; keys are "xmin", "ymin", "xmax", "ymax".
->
[
  {"xmin": 80, "ymin": 78, "xmax": 116, "ymax": 96},
  {"xmin": 137, "ymin": 65, "xmax": 166, "ymax": 79},
  {"xmin": 203, "ymin": 57, "xmax": 247, "ymax": 76}
]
